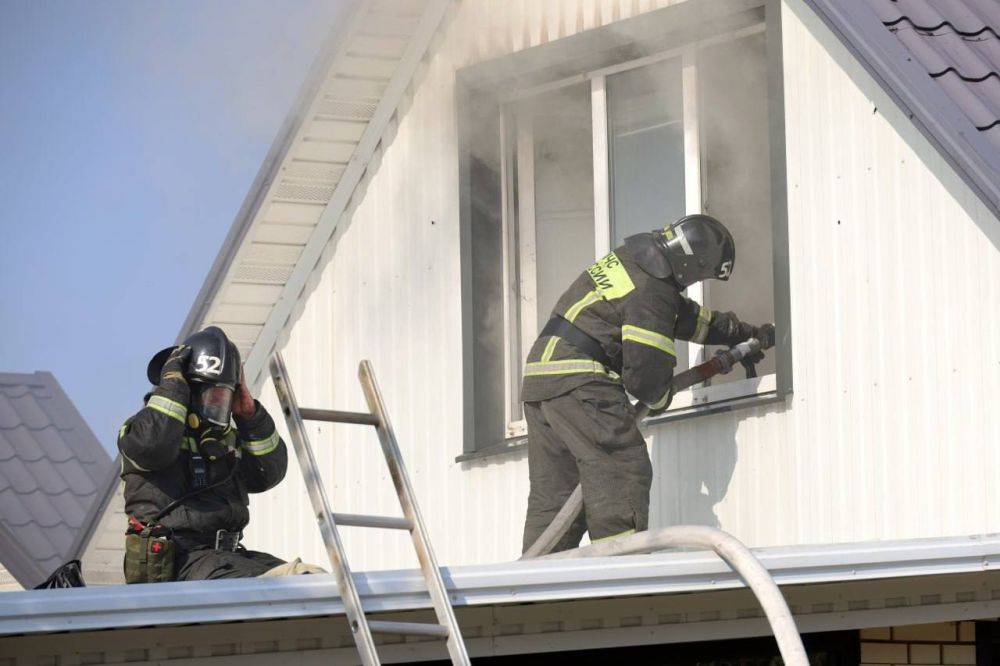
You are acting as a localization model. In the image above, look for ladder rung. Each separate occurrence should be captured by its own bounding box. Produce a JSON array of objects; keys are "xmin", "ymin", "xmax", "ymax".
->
[
  {"xmin": 332, "ymin": 513, "xmax": 413, "ymax": 530},
  {"xmin": 298, "ymin": 407, "xmax": 380, "ymax": 426},
  {"xmin": 367, "ymin": 621, "xmax": 450, "ymax": 638}
]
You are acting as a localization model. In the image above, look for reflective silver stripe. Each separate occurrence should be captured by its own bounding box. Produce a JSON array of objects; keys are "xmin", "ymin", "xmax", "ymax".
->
[
  {"xmin": 524, "ymin": 359, "xmax": 609, "ymax": 377},
  {"xmin": 146, "ymin": 395, "xmax": 187, "ymax": 424},
  {"xmin": 244, "ymin": 432, "xmax": 280, "ymax": 456},
  {"xmin": 674, "ymin": 226, "xmax": 694, "ymax": 255},
  {"xmin": 692, "ymin": 306, "xmax": 712, "ymax": 343}
]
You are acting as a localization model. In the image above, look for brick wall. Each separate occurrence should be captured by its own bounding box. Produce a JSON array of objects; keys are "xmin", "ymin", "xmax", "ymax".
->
[{"xmin": 861, "ymin": 622, "xmax": 977, "ymax": 665}]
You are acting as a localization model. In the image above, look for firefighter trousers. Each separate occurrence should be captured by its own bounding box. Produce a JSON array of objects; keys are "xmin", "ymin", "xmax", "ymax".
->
[{"xmin": 521, "ymin": 382, "xmax": 653, "ymax": 554}]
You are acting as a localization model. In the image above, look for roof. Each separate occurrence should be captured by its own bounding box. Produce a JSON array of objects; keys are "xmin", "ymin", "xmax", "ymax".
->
[
  {"xmin": 2, "ymin": 533, "xmax": 999, "ymax": 636},
  {"xmin": 0, "ymin": 372, "xmax": 114, "ymax": 588},
  {"xmin": 868, "ymin": 0, "xmax": 1000, "ymax": 152},
  {"xmin": 806, "ymin": 0, "xmax": 1000, "ymax": 218},
  {"xmin": 178, "ymin": 0, "xmax": 453, "ymax": 389}
]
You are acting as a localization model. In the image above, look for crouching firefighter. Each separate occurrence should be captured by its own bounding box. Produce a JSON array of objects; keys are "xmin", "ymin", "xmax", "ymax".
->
[
  {"xmin": 119, "ymin": 326, "xmax": 324, "ymax": 582},
  {"xmin": 521, "ymin": 214, "xmax": 775, "ymax": 554}
]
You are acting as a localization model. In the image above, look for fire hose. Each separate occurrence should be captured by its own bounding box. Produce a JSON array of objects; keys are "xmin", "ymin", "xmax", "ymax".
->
[
  {"xmin": 519, "ymin": 332, "xmax": 808, "ymax": 666},
  {"xmin": 521, "ymin": 335, "xmax": 773, "ymax": 559}
]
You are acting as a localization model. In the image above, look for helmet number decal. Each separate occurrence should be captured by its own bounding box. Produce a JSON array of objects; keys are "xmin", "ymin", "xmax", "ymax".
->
[
  {"xmin": 717, "ymin": 260, "xmax": 733, "ymax": 279},
  {"xmin": 194, "ymin": 354, "xmax": 222, "ymax": 376}
]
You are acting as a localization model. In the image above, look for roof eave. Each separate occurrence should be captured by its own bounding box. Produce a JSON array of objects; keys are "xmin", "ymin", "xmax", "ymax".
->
[{"xmin": 176, "ymin": 0, "xmax": 366, "ymax": 344}]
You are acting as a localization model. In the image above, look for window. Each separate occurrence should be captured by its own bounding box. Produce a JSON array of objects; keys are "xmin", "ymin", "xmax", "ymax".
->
[{"xmin": 459, "ymin": 1, "xmax": 789, "ymax": 454}]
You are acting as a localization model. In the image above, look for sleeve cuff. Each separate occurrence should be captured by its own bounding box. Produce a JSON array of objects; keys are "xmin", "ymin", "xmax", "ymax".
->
[{"xmin": 234, "ymin": 400, "xmax": 272, "ymax": 435}]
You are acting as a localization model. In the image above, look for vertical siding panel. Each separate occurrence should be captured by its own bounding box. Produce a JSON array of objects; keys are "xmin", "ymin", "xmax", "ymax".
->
[{"xmin": 246, "ymin": 0, "xmax": 1000, "ymax": 569}]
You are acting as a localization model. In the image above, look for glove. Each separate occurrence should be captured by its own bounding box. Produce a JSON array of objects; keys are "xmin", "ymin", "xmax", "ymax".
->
[
  {"xmin": 160, "ymin": 345, "xmax": 191, "ymax": 385},
  {"xmin": 754, "ymin": 323, "xmax": 776, "ymax": 349}
]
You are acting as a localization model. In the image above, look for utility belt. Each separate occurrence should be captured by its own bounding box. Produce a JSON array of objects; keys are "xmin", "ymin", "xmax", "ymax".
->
[
  {"xmin": 540, "ymin": 316, "xmax": 617, "ymax": 370},
  {"xmin": 172, "ymin": 529, "xmax": 243, "ymax": 552}
]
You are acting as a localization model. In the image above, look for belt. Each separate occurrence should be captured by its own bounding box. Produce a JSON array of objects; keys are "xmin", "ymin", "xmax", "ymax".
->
[
  {"xmin": 172, "ymin": 529, "xmax": 243, "ymax": 552},
  {"xmin": 539, "ymin": 316, "xmax": 614, "ymax": 369}
]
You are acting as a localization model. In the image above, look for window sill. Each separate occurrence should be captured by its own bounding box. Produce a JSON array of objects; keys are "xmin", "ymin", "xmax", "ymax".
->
[{"xmin": 457, "ymin": 374, "xmax": 786, "ymax": 463}]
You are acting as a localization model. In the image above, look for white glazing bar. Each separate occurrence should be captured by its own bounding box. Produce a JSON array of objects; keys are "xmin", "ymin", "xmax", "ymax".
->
[
  {"xmin": 499, "ymin": 108, "xmax": 520, "ymax": 429},
  {"xmin": 591, "ymin": 75, "xmax": 611, "ymax": 258},
  {"xmin": 516, "ymin": 110, "xmax": 539, "ymax": 368},
  {"xmin": 682, "ymin": 52, "xmax": 707, "ymax": 368}
]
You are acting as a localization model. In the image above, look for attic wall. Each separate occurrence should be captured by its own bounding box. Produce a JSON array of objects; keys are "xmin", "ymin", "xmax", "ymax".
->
[
  {"xmin": 79, "ymin": 481, "xmax": 126, "ymax": 585},
  {"xmin": 220, "ymin": 0, "xmax": 999, "ymax": 569}
]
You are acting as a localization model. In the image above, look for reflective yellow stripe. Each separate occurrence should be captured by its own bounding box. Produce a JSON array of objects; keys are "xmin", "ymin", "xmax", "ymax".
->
[
  {"xmin": 121, "ymin": 451, "xmax": 150, "ymax": 472},
  {"xmin": 587, "ymin": 252, "xmax": 635, "ymax": 300},
  {"xmin": 564, "ymin": 290, "xmax": 600, "ymax": 323},
  {"xmin": 622, "ymin": 325, "xmax": 676, "ymax": 357},
  {"xmin": 592, "ymin": 528, "xmax": 636, "ymax": 544},
  {"xmin": 244, "ymin": 431, "xmax": 280, "ymax": 456},
  {"xmin": 648, "ymin": 389, "xmax": 672, "ymax": 411},
  {"xmin": 692, "ymin": 306, "xmax": 712, "ymax": 343},
  {"xmin": 524, "ymin": 359, "xmax": 611, "ymax": 377},
  {"xmin": 540, "ymin": 335, "xmax": 560, "ymax": 362},
  {"xmin": 146, "ymin": 395, "xmax": 187, "ymax": 424}
]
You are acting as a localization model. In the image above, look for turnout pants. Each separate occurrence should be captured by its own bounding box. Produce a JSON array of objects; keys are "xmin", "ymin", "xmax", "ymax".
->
[
  {"xmin": 521, "ymin": 382, "xmax": 653, "ymax": 554},
  {"xmin": 175, "ymin": 547, "xmax": 287, "ymax": 580}
]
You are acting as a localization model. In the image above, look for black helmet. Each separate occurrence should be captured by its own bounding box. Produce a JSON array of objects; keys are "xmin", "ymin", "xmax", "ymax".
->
[
  {"xmin": 657, "ymin": 214, "xmax": 735, "ymax": 287},
  {"xmin": 146, "ymin": 326, "xmax": 241, "ymax": 426}
]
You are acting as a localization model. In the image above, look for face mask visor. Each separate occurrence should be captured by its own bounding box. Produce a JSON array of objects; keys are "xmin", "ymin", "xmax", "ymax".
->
[{"xmin": 196, "ymin": 384, "xmax": 234, "ymax": 426}]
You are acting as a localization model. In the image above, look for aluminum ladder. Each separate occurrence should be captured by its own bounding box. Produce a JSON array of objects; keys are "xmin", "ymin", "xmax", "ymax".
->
[{"xmin": 269, "ymin": 352, "xmax": 470, "ymax": 666}]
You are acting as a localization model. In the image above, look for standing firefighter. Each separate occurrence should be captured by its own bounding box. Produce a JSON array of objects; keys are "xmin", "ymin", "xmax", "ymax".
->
[
  {"xmin": 521, "ymin": 214, "xmax": 774, "ymax": 554},
  {"xmin": 119, "ymin": 326, "xmax": 322, "ymax": 581}
]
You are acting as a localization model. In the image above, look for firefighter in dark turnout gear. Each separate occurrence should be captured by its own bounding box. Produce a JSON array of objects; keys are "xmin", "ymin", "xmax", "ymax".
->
[
  {"xmin": 521, "ymin": 215, "xmax": 772, "ymax": 554},
  {"xmin": 119, "ymin": 326, "xmax": 316, "ymax": 581}
]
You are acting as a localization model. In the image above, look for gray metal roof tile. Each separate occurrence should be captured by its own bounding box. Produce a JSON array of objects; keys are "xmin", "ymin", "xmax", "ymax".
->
[
  {"xmin": 872, "ymin": 0, "xmax": 999, "ymax": 36},
  {"xmin": 2, "ymin": 456, "xmax": 39, "ymax": 494},
  {"xmin": 0, "ymin": 372, "xmax": 112, "ymax": 588},
  {"xmin": 11, "ymin": 522, "xmax": 58, "ymax": 561},
  {"xmin": 50, "ymin": 460, "xmax": 95, "ymax": 496},
  {"xmin": 6, "ymin": 392, "xmax": 50, "ymax": 430},
  {"xmin": 0, "ymin": 431, "xmax": 16, "ymax": 461},
  {"xmin": 3, "ymin": 425, "xmax": 44, "ymax": 463},
  {"xmin": 0, "ymin": 489, "xmax": 32, "ymax": 527},
  {"xmin": 0, "ymin": 395, "xmax": 20, "ymax": 430},
  {"xmin": 30, "ymin": 426, "xmax": 76, "ymax": 463},
  {"xmin": 13, "ymin": 490, "xmax": 62, "ymax": 529},
  {"xmin": 45, "ymin": 491, "xmax": 87, "ymax": 529}
]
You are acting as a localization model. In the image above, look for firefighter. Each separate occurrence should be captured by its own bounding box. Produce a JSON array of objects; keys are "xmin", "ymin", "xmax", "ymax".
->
[
  {"xmin": 118, "ymin": 326, "xmax": 322, "ymax": 582},
  {"xmin": 521, "ymin": 214, "xmax": 774, "ymax": 554}
]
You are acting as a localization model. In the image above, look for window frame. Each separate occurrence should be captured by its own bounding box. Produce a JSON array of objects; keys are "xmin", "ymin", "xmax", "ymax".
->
[
  {"xmin": 457, "ymin": 0, "xmax": 791, "ymax": 458},
  {"xmin": 500, "ymin": 24, "xmax": 771, "ymax": 439}
]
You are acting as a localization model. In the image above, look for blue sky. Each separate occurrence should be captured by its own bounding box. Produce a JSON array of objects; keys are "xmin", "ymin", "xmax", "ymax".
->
[{"xmin": 0, "ymin": 1, "xmax": 344, "ymax": 453}]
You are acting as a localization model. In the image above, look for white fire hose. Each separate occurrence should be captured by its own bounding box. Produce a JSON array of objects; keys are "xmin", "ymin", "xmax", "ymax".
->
[{"xmin": 540, "ymin": 526, "xmax": 808, "ymax": 666}]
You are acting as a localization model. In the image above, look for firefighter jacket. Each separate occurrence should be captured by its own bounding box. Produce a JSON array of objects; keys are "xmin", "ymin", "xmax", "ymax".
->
[
  {"xmin": 118, "ymin": 379, "xmax": 288, "ymax": 536},
  {"xmin": 521, "ymin": 237, "xmax": 752, "ymax": 409}
]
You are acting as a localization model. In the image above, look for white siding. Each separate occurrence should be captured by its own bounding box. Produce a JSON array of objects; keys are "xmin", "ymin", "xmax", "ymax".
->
[{"xmin": 245, "ymin": 0, "xmax": 1000, "ymax": 571}]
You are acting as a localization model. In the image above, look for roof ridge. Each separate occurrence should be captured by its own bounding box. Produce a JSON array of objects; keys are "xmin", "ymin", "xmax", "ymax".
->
[{"xmin": 883, "ymin": 16, "xmax": 1000, "ymax": 40}]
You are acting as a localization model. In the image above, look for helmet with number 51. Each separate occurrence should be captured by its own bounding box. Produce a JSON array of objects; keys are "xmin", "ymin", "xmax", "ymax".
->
[{"xmin": 146, "ymin": 326, "xmax": 241, "ymax": 426}]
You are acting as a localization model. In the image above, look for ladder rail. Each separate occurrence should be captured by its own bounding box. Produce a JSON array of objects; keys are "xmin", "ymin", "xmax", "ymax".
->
[
  {"xmin": 269, "ymin": 353, "xmax": 381, "ymax": 666},
  {"xmin": 358, "ymin": 360, "xmax": 471, "ymax": 666}
]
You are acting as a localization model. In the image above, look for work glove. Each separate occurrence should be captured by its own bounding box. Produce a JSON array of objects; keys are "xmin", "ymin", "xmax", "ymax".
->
[
  {"xmin": 160, "ymin": 345, "xmax": 191, "ymax": 386},
  {"xmin": 739, "ymin": 323, "xmax": 775, "ymax": 370}
]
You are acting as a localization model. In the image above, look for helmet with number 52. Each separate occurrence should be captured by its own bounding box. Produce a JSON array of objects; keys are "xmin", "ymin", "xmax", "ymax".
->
[
  {"xmin": 626, "ymin": 214, "xmax": 736, "ymax": 288},
  {"xmin": 146, "ymin": 326, "xmax": 241, "ymax": 426}
]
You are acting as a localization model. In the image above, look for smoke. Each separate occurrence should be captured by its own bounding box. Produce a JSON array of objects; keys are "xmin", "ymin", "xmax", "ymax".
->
[{"xmin": 461, "ymin": 4, "xmax": 777, "ymax": 407}]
